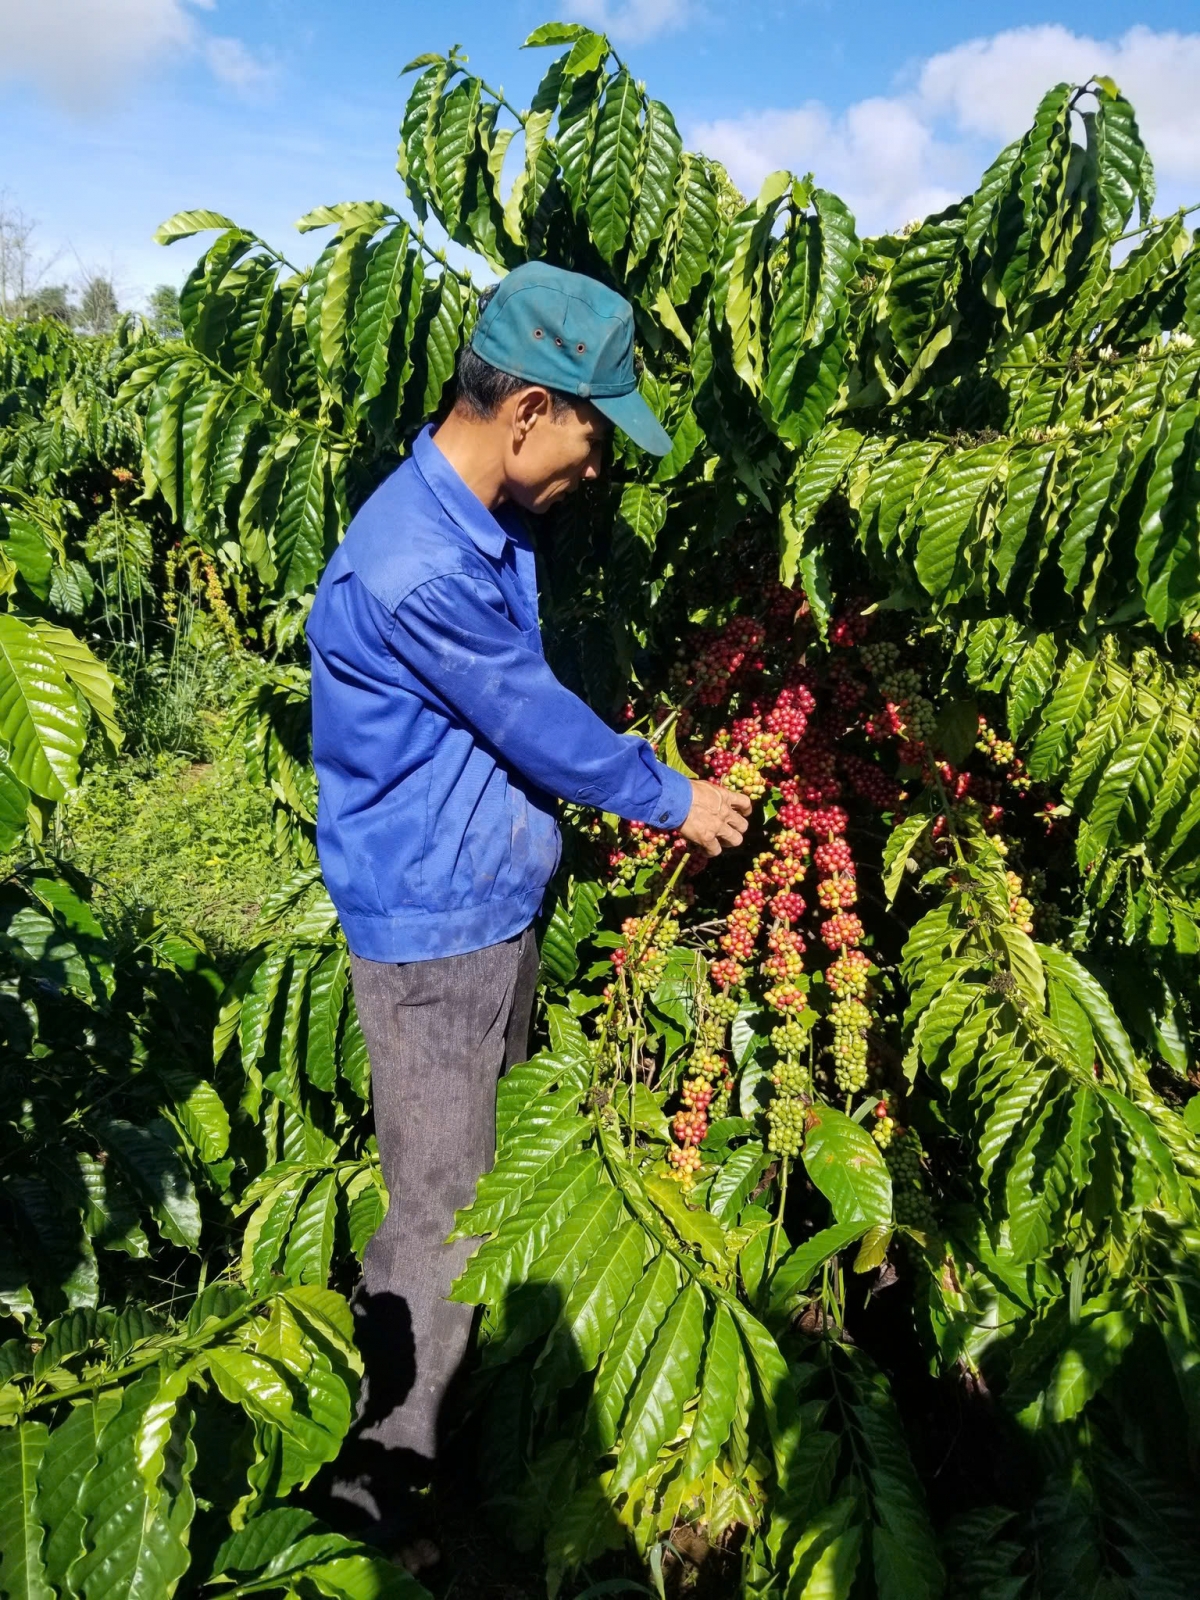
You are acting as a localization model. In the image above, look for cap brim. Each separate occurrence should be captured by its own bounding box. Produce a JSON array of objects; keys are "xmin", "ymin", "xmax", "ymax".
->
[{"xmin": 591, "ymin": 388, "xmax": 674, "ymax": 456}]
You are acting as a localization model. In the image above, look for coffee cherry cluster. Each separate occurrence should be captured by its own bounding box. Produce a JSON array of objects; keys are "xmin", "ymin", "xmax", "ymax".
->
[
  {"xmin": 860, "ymin": 642, "xmax": 940, "ymax": 766},
  {"xmin": 1006, "ymin": 870, "xmax": 1035, "ymax": 933},
  {"xmin": 609, "ymin": 913, "xmax": 679, "ymax": 989},
  {"xmin": 771, "ymin": 1056, "xmax": 810, "ymax": 1095},
  {"xmin": 607, "ymin": 818, "xmax": 689, "ymax": 884},
  {"xmin": 767, "ymin": 1094, "xmax": 807, "ymax": 1158},
  {"xmin": 668, "ymin": 1144, "xmax": 702, "ymax": 1177},
  {"xmin": 821, "ymin": 912, "xmax": 864, "ymax": 951},
  {"xmin": 725, "ymin": 759, "xmax": 768, "ymax": 799},
  {"xmin": 827, "ymin": 949, "xmax": 871, "ymax": 998},
  {"xmin": 671, "ymin": 615, "xmax": 767, "ymax": 706},
  {"xmin": 814, "ymin": 839, "xmax": 854, "ymax": 874},
  {"xmin": 764, "ymin": 983, "xmax": 806, "ymax": 1012},
  {"xmin": 830, "ymin": 997, "xmax": 871, "ymax": 1092},
  {"xmin": 771, "ymin": 1017, "xmax": 808, "ymax": 1056},
  {"xmin": 885, "ymin": 1129, "xmax": 936, "ymax": 1231},
  {"xmin": 770, "ymin": 890, "xmax": 805, "ymax": 923},
  {"xmin": 817, "ymin": 874, "xmax": 858, "ymax": 910},
  {"xmin": 871, "ymin": 1097, "xmax": 896, "ymax": 1149},
  {"xmin": 672, "ymin": 1107, "xmax": 708, "ymax": 1146}
]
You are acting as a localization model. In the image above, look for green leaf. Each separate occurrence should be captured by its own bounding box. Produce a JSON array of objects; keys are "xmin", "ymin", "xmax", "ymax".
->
[
  {"xmin": 160, "ymin": 1069, "xmax": 230, "ymax": 1164},
  {"xmin": 587, "ymin": 71, "xmax": 642, "ymax": 263},
  {"xmin": 914, "ymin": 443, "xmax": 1008, "ymax": 600},
  {"xmin": 802, "ymin": 1106, "xmax": 892, "ymax": 1226},
  {"xmin": 533, "ymin": 1220, "xmax": 645, "ymax": 1399},
  {"xmin": 0, "ymin": 759, "xmax": 28, "ymax": 851},
  {"xmin": 98, "ymin": 1118, "xmax": 201, "ymax": 1250},
  {"xmin": 769, "ymin": 1222, "xmax": 867, "ymax": 1310},
  {"xmin": 419, "ymin": 275, "xmax": 465, "ymax": 417},
  {"xmin": 454, "ymin": 1105, "xmax": 587, "ymax": 1238},
  {"xmin": 806, "ymin": 188, "xmax": 858, "ymax": 344},
  {"xmin": 352, "ymin": 223, "xmax": 413, "ymax": 404},
  {"xmin": 859, "ymin": 440, "xmax": 944, "ymax": 556},
  {"xmin": 36, "ymin": 1394, "xmax": 122, "ymax": 1595},
  {"xmin": 524, "ymin": 23, "xmax": 591, "ymax": 47},
  {"xmin": 209, "ymin": 1509, "xmax": 320, "ymax": 1579},
  {"xmin": 434, "ymin": 77, "xmax": 482, "ymax": 229},
  {"xmin": 485, "ymin": 1184, "xmax": 624, "ymax": 1364},
  {"xmin": 778, "ymin": 427, "xmax": 863, "ymax": 587},
  {"xmin": 0, "ymin": 615, "xmax": 87, "ymax": 801},
  {"xmin": 305, "ymin": 946, "xmax": 348, "ymax": 1093},
  {"xmin": 1026, "ymin": 648, "xmax": 1100, "ymax": 780},
  {"xmin": 0, "ymin": 1423, "xmax": 50, "ymax": 1600},
  {"xmin": 1137, "ymin": 400, "xmax": 1200, "ymax": 629},
  {"xmin": 451, "ymin": 1152, "xmax": 602, "ymax": 1306},
  {"xmin": 1039, "ymin": 947, "xmax": 1137, "ymax": 1081},
  {"xmin": 643, "ymin": 1172, "xmax": 729, "ymax": 1269},
  {"xmin": 154, "ymin": 209, "xmax": 238, "ymax": 245},
  {"xmin": 494, "ymin": 1044, "xmax": 589, "ymax": 1148},
  {"xmin": 283, "ymin": 1173, "xmax": 339, "ymax": 1286},
  {"xmin": 608, "ymin": 1281, "xmax": 705, "ymax": 1494},
  {"xmin": 274, "ymin": 435, "xmax": 328, "ymax": 598},
  {"xmin": 882, "ymin": 815, "xmax": 928, "ymax": 906},
  {"xmin": 564, "ymin": 30, "xmax": 609, "ymax": 76},
  {"xmin": 628, "ymin": 100, "xmax": 682, "ymax": 272},
  {"xmin": 240, "ymin": 1169, "xmax": 309, "ymax": 1289},
  {"xmin": 708, "ymin": 1147, "xmax": 770, "ymax": 1223},
  {"xmin": 664, "ymin": 155, "xmax": 722, "ymax": 307},
  {"xmin": 1047, "ymin": 1307, "xmax": 1138, "ymax": 1422},
  {"xmin": 616, "ymin": 484, "xmax": 667, "ymax": 550},
  {"xmin": 1096, "ymin": 1083, "xmax": 1181, "ymax": 1206},
  {"xmin": 585, "ymin": 1250, "xmax": 680, "ymax": 1454},
  {"xmin": 73, "ymin": 1366, "xmax": 195, "ymax": 1600},
  {"xmin": 997, "ymin": 924, "xmax": 1045, "ymax": 1011},
  {"xmin": 681, "ymin": 1301, "xmax": 741, "ymax": 1481},
  {"xmin": 556, "ymin": 65, "xmax": 604, "ymax": 220},
  {"xmin": 730, "ymin": 1302, "xmax": 803, "ymax": 1481},
  {"xmin": 720, "ymin": 173, "xmax": 789, "ymax": 395}
]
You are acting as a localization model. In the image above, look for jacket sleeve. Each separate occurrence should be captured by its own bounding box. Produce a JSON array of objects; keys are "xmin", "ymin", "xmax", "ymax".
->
[{"xmin": 388, "ymin": 570, "xmax": 693, "ymax": 828}]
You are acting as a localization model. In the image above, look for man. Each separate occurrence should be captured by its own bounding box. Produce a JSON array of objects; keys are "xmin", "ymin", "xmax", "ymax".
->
[{"xmin": 306, "ymin": 261, "xmax": 750, "ymax": 1540}]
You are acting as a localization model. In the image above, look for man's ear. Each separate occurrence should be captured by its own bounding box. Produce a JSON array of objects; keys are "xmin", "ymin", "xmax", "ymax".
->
[{"xmin": 510, "ymin": 386, "xmax": 553, "ymax": 443}]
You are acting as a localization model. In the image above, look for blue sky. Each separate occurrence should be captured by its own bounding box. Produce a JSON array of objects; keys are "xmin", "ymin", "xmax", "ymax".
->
[{"xmin": 1, "ymin": 1, "xmax": 1198, "ymax": 309}]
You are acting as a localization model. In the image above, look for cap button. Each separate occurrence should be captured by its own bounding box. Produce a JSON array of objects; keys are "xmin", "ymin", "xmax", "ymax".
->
[{"xmin": 578, "ymin": 381, "xmax": 591, "ymax": 398}]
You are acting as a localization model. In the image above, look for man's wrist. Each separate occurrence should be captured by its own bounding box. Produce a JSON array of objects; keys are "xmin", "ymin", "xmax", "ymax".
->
[{"xmin": 653, "ymin": 763, "xmax": 694, "ymax": 830}]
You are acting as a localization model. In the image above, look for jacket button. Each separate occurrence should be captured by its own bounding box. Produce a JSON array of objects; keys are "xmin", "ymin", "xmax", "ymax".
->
[{"xmin": 659, "ymin": 811, "xmax": 670, "ymax": 823}]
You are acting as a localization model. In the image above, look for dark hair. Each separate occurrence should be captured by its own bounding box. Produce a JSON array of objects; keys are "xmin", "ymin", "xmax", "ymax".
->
[{"xmin": 453, "ymin": 284, "xmax": 575, "ymax": 420}]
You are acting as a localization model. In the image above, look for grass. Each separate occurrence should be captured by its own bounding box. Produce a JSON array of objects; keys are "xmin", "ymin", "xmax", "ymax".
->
[{"xmin": 52, "ymin": 735, "xmax": 279, "ymax": 963}]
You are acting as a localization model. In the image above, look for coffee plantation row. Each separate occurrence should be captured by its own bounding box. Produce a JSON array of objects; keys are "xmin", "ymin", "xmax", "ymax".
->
[{"xmin": 2, "ymin": 19, "xmax": 1200, "ymax": 1599}]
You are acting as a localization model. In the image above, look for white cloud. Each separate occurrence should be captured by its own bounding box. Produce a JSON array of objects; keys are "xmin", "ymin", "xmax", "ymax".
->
[
  {"xmin": 690, "ymin": 24, "xmax": 1200, "ymax": 237},
  {"xmin": 565, "ymin": 0, "xmax": 692, "ymax": 47},
  {"xmin": 203, "ymin": 35, "xmax": 274, "ymax": 96},
  {"xmin": 0, "ymin": 0, "xmax": 272, "ymax": 110}
]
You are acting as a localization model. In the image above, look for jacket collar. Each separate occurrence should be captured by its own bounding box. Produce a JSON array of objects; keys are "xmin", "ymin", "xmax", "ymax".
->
[{"xmin": 411, "ymin": 423, "xmax": 512, "ymax": 560}]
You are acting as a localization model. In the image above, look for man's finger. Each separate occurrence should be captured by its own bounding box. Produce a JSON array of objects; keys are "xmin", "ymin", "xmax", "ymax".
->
[{"xmin": 723, "ymin": 791, "xmax": 752, "ymax": 816}]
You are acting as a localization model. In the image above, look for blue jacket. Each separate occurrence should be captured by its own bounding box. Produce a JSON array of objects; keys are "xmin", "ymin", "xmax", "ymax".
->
[{"xmin": 306, "ymin": 425, "xmax": 693, "ymax": 962}]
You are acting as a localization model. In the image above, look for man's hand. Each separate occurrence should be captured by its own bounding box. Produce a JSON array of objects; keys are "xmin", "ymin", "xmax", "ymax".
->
[{"xmin": 678, "ymin": 780, "xmax": 752, "ymax": 857}]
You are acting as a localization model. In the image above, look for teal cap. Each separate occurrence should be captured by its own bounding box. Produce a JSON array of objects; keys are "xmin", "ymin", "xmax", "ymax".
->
[{"xmin": 470, "ymin": 261, "xmax": 673, "ymax": 456}]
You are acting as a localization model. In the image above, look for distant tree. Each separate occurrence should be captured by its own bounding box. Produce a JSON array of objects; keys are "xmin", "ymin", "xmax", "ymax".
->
[
  {"xmin": 77, "ymin": 275, "xmax": 119, "ymax": 335},
  {"xmin": 19, "ymin": 283, "xmax": 75, "ymax": 324},
  {"xmin": 147, "ymin": 282, "xmax": 183, "ymax": 338},
  {"xmin": 0, "ymin": 195, "xmax": 61, "ymax": 320}
]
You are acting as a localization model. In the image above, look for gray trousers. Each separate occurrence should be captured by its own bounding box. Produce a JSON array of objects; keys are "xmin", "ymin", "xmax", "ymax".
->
[{"xmin": 331, "ymin": 925, "xmax": 539, "ymax": 1524}]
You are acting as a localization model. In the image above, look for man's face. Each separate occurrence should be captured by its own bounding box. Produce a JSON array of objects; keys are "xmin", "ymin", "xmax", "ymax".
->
[{"xmin": 504, "ymin": 392, "xmax": 611, "ymax": 513}]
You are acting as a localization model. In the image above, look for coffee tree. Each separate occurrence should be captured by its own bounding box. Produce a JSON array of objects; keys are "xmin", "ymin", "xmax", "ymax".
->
[{"xmin": 4, "ymin": 18, "xmax": 1200, "ymax": 1600}]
